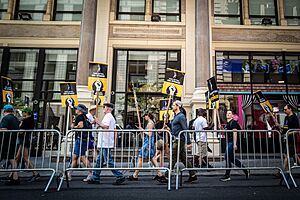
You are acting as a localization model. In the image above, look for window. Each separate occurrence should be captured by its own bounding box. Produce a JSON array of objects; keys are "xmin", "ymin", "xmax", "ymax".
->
[
  {"xmin": 251, "ymin": 53, "xmax": 284, "ymax": 83},
  {"xmin": 216, "ymin": 52, "xmax": 250, "ymax": 83},
  {"xmin": 249, "ymin": 0, "xmax": 278, "ymax": 25},
  {"xmin": 0, "ymin": 48, "xmax": 3, "ymax": 70},
  {"xmin": 285, "ymin": 54, "xmax": 300, "ymax": 84},
  {"xmin": 214, "ymin": 0, "xmax": 242, "ymax": 25},
  {"xmin": 15, "ymin": 0, "xmax": 47, "ymax": 21},
  {"xmin": 0, "ymin": 0, "xmax": 8, "ymax": 20},
  {"xmin": 152, "ymin": 0, "xmax": 180, "ymax": 22},
  {"xmin": 54, "ymin": 0, "xmax": 83, "ymax": 21},
  {"xmin": 43, "ymin": 49, "xmax": 77, "ymax": 100},
  {"xmin": 284, "ymin": 0, "xmax": 300, "ymax": 25},
  {"xmin": 113, "ymin": 49, "xmax": 181, "ymax": 127},
  {"xmin": 8, "ymin": 49, "xmax": 39, "ymax": 100},
  {"xmin": 117, "ymin": 0, "xmax": 145, "ymax": 21}
]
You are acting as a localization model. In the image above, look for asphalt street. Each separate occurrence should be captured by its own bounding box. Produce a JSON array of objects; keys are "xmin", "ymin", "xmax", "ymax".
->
[{"xmin": 1, "ymin": 174, "xmax": 300, "ymax": 200}]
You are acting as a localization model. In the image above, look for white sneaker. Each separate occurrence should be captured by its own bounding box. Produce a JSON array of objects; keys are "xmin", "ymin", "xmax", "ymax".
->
[{"xmin": 83, "ymin": 174, "xmax": 93, "ymax": 182}]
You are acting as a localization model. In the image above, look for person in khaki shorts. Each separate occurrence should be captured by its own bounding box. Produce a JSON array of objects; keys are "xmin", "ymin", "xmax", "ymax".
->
[{"xmin": 193, "ymin": 108, "xmax": 213, "ymax": 168}]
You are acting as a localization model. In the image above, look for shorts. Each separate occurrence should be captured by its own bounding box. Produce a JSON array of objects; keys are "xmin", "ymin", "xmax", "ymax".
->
[
  {"xmin": 197, "ymin": 141, "xmax": 207, "ymax": 158},
  {"xmin": 74, "ymin": 138, "xmax": 88, "ymax": 156}
]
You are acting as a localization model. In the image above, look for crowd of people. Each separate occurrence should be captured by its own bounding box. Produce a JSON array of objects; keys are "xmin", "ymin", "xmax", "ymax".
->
[{"xmin": 0, "ymin": 101, "xmax": 299, "ymax": 186}]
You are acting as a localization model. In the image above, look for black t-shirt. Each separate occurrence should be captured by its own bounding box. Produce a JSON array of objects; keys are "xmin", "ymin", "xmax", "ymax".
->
[
  {"xmin": 224, "ymin": 119, "xmax": 241, "ymax": 143},
  {"xmin": 20, "ymin": 116, "xmax": 35, "ymax": 130},
  {"xmin": 282, "ymin": 113, "xmax": 299, "ymax": 134},
  {"xmin": 74, "ymin": 114, "xmax": 89, "ymax": 140},
  {"xmin": 0, "ymin": 114, "xmax": 20, "ymax": 130}
]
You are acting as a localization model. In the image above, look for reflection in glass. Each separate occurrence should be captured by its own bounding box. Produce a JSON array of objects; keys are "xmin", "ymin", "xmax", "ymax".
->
[
  {"xmin": 118, "ymin": 0, "xmax": 145, "ymax": 21},
  {"xmin": 214, "ymin": 0, "xmax": 241, "ymax": 25},
  {"xmin": 285, "ymin": 56, "xmax": 300, "ymax": 84},
  {"xmin": 153, "ymin": 0, "xmax": 180, "ymax": 22},
  {"xmin": 55, "ymin": 0, "xmax": 83, "ymax": 21},
  {"xmin": 284, "ymin": 0, "xmax": 300, "ymax": 25},
  {"xmin": 249, "ymin": 0, "xmax": 276, "ymax": 25},
  {"xmin": 0, "ymin": 0, "xmax": 8, "ymax": 19},
  {"xmin": 17, "ymin": 0, "xmax": 47, "ymax": 20}
]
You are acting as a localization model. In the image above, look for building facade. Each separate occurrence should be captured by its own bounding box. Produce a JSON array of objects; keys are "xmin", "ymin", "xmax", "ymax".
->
[{"xmin": 0, "ymin": 0, "xmax": 299, "ymax": 132}]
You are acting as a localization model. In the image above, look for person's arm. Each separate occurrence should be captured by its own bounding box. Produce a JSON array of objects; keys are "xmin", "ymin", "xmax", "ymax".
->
[
  {"xmin": 74, "ymin": 121, "xmax": 84, "ymax": 128},
  {"xmin": 179, "ymin": 115, "xmax": 191, "ymax": 145},
  {"xmin": 233, "ymin": 128, "xmax": 238, "ymax": 150},
  {"xmin": 99, "ymin": 115, "xmax": 110, "ymax": 129}
]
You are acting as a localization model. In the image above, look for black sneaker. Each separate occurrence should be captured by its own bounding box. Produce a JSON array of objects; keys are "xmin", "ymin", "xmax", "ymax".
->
[
  {"xmin": 152, "ymin": 175, "xmax": 159, "ymax": 180},
  {"xmin": 156, "ymin": 176, "xmax": 168, "ymax": 184},
  {"xmin": 184, "ymin": 175, "xmax": 197, "ymax": 183},
  {"xmin": 4, "ymin": 177, "xmax": 20, "ymax": 185},
  {"xmin": 219, "ymin": 174, "xmax": 231, "ymax": 182},
  {"xmin": 113, "ymin": 177, "xmax": 125, "ymax": 185},
  {"xmin": 127, "ymin": 175, "xmax": 138, "ymax": 181},
  {"xmin": 27, "ymin": 173, "xmax": 41, "ymax": 182},
  {"xmin": 87, "ymin": 178, "xmax": 100, "ymax": 184}
]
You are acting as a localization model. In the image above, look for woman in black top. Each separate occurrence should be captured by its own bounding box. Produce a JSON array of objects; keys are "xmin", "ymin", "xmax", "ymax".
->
[{"xmin": 15, "ymin": 107, "xmax": 40, "ymax": 182}]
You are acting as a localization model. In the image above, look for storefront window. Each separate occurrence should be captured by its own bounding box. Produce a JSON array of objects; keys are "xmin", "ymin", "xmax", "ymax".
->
[
  {"xmin": 0, "ymin": 0, "xmax": 8, "ymax": 19},
  {"xmin": 216, "ymin": 52, "xmax": 250, "ymax": 82},
  {"xmin": 15, "ymin": 0, "xmax": 47, "ymax": 21},
  {"xmin": 214, "ymin": 0, "xmax": 242, "ymax": 25},
  {"xmin": 43, "ymin": 49, "xmax": 77, "ymax": 100},
  {"xmin": 153, "ymin": 0, "xmax": 180, "ymax": 22},
  {"xmin": 113, "ymin": 49, "xmax": 180, "ymax": 126},
  {"xmin": 54, "ymin": 0, "xmax": 83, "ymax": 21},
  {"xmin": 249, "ymin": 0, "xmax": 277, "ymax": 25},
  {"xmin": 284, "ymin": 0, "xmax": 300, "ymax": 25},
  {"xmin": 117, "ymin": 0, "xmax": 145, "ymax": 21},
  {"xmin": 8, "ymin": 49, "xmax": 39, "ymax": 99}
]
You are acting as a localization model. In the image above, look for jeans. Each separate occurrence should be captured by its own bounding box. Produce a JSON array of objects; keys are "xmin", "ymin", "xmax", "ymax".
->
[
  {"xmin": 92, "ymin": 148, "xmax": 123, "ymax": 180},
  {"xmin": 225, "ymin": 142, "xmax": 246, "ymax": 176}
]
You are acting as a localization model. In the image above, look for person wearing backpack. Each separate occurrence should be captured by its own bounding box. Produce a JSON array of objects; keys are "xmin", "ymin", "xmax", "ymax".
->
[
  {"xmin": 67, "ymin": 104, "xmax": 92, "ymax": 181},
  {"xmin": 219, "ymin": 110, "xmax": 249, "ymax": 182}
]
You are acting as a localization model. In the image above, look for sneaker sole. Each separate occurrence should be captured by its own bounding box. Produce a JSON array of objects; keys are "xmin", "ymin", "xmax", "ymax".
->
[{"xmin": 220, "ymin": 178, "xmax": 231, "ymax": 182}]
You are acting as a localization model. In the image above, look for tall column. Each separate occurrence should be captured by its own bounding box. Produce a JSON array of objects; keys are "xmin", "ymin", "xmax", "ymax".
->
[
  {"xmin": 278, "ymin": 0, "xmax": 287, "ymax": 26},
  {"xmin": 195, "ymin": 0, "xmax": 210, "ymax": 89},
  {"xmin": 76, "ymin": 0, "xmax": 97, "ymax": 104},
  {"xmin": 43, "ymin": 0, "xmax": 54, "ymax": 21},
  {"xmin": 3, "ymin": 0, "xmax": 16, "ymax": 20},
  {"xmin": 242, "ymin": 0, "xmax": 251, "ymax": 25}
]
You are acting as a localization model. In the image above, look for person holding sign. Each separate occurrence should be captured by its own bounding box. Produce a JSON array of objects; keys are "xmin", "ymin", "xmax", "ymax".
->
[
  {"xmin": 170, "ymin": 100, "xmax": 197, "ymax": 183},
  {"xmin": 219, "ymin": 110, "xmax": 249, "ymax": 182},
  {"xmin": 67, "ymin": 104, "xmax": 92, "ymax": 181}
]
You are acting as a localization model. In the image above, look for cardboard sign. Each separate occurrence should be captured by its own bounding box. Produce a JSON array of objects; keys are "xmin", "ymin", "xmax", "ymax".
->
[
  {"xmin": 254, "ymin": 90, "xmax": 273, "ymax": 113},
  {"xmin": 60, "ymin": 82, "xmax": 78, "ymax": 108},
  {"xmin": 207, "ymin": 77, "xmax": 219, "ymax": 103},
  {"xmin": 1, "ymin": 76, "xmax": 14, "ymax": 104},
  {"xmin": 162, "ymin": 68, "xmax": 185, "ymax": 97},
  {"xmin": 88, "ymin": 62, "xmax": 108, "ymax": 95},
  {"xmin": 159, "ymin": 99, "xmax": 174, "ymax": 121},
  {"xmin": 93, "ymin": 95, "xmax": 105, "ymax": 106},
  {"xmin": 205, "ymin": 91, "xmax": 219, "ymax": 110}
]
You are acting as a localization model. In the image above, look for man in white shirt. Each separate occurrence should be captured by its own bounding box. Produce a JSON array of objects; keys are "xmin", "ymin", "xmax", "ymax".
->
[
  {"xmin": 193, "ymin": 108, "xmax": 213, "ymax": 168},
  {"xmin": 88, "ymin": 103, "xmax": 125, "ymax": 185}
]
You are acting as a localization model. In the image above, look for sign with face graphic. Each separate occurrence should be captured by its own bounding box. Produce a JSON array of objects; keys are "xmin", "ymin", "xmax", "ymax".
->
[
  {"xmin": 162, "ymin": 68, "xmax": 185, "ymax": 97},
  {"xmin": 88, "ymin": 62, "xmax": 108, "ymax": 96},
  {"xmin": 254, "ymin": 90, "xmax": 273, "ymax": 113},
  {"xmin": 1, "ymin": 76, "xmax": 14, "ymax": 104},
  {"xmin": 60, "ymin": 82, "xmax": 78, "ymax": 108},
  {"xmin": 207, "ymin": 77, "xmax": 219, "ymax": 103}
]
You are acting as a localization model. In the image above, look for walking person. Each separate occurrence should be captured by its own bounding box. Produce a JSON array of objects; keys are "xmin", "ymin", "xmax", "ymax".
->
[
  {"xmin": 282, "ymin": 104, "xmax": 300, "ymax": 170},
  {"xmin": 15, "ymin": 107, "xmax": 40, "ymax": 182},
  {"xmin": 0, "ymin": 104, "xmax": 20, "ymax": 185},
  {"xmin": 193, "ymin": 108, "xmax": 213, "ymax": 168},
  {"xmin": 219, "ymin": 110, "xmax": 249, "ymax": 182},
  {"xmin": 88, "ymin": 103, "xmax": 126, "ymax": 185},
  {"xmin": 68, "ymin": 104, "xmax": 92, "ymax": 181},
  {"xmin": 170, "ymin": 100, "xmax": 197, "ymax": 183},
  {"xmin": 127, "ymin": 113, "xmax": 167, "ymax": 183}
]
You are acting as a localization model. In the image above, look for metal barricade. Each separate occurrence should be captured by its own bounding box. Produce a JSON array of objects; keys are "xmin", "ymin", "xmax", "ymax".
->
[
  {"xmin": 57, "ymin": 129, "xmax": 172, "ymax": 191},
  {"xmin": 286, "ymin": 129, "xmax": 300, "ymax": 188},
  {"xmin": 0, "ymin": 129, "xmax": 61, "ymax": 192},
  {"xmin": 175, "ymin": 130, "xmax": 289, "ymax": 190}
]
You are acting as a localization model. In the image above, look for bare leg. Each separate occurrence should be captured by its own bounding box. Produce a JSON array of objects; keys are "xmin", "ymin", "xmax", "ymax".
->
[
  {"xmin": 80, "ymin": 156, "xmax": 92, "ymax": 174},
  {"xmin": 133, "ymin": 157, "xmax": 143, "ymax": 178}
]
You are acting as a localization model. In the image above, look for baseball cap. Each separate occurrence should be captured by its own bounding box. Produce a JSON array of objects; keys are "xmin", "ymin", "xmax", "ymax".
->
[
  {"xmin": 3, "ymin": 104, "xmax": 14, "ymax": 112},
  {"xmin": 22, "ymin": 107, "xmax": 32, "ymax": 114},
  {"xmin": 103, "ymin": 103, "xmax": 114, "ymax": 109},
  {"xmin": 74, "ymin": 104, "xmax": 88, "ymax": 114}
]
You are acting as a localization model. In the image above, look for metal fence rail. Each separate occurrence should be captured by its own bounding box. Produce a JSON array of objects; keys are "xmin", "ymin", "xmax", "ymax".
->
[
  {"xmin": 175, "ymin": 130, "xmax": 290, "ymax": 190},
  {"xmin": 286, "ymin": 129, "xmax": 300, "ymax": 188},
  {"xmin": 0, "ymin": 129, "xmax": 61, "ymax": 192},
  {"xmin": 57, "ymin": 129, "xmax": 172, "ymax": 191}
]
